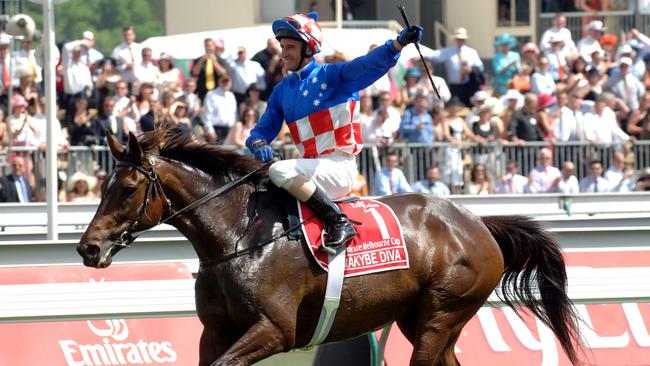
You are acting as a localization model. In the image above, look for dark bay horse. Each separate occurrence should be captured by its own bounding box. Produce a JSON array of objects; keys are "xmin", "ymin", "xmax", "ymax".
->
[{"xmin": 77, "ymin": 129, "xmax": 582, "ymax": 366}]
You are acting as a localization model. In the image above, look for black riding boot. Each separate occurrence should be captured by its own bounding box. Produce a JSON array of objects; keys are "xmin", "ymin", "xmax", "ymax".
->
[{"xmin": 306, "ymin": 187, "xmax": 357, "ymax": 254}]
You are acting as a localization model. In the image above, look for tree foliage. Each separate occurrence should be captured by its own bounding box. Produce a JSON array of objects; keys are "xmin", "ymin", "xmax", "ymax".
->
[{"xmin": 23, "ymin": 0, "xmax": 164, "ymax": 55}]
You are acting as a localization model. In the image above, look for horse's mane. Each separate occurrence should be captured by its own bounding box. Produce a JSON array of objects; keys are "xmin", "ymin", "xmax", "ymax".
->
[{"xmin": 137, "ymin": 128, "xmax": 269, "ymax": 183}]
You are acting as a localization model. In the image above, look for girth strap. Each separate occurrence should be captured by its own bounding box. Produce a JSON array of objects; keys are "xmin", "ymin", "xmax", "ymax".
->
[{"xmin": 305, "ymin": 248, "xmax": 346, "ymax": 348}]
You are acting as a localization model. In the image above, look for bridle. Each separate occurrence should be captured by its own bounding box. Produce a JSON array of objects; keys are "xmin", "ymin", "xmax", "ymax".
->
[
  {"xmin": 110, "ymin": 156, "xmax": 273, "ymax": 249},
  {"xmin": 112, "ymin": 157, "xmax": 172, "ymax": 247}
]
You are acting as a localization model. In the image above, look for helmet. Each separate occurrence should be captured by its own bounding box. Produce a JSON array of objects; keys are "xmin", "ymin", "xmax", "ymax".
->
[{"xmin": 272, "ymin": 11, "xmax": 323, "ymax": 56}]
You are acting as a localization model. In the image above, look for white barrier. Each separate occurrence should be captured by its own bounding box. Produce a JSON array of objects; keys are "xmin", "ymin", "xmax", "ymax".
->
[
  {"xmin": 0, "ymin": 279, "xmax": 196, "ymax": 322},
  {"xmin": 2, "ymin": 253, "xmax": 649, "ymax": 323}
]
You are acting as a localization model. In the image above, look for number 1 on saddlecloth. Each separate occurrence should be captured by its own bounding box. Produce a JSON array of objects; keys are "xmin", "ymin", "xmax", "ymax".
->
[{"xmin": 364, "ymin": 208, "xmax": 390, "ymax": 240}]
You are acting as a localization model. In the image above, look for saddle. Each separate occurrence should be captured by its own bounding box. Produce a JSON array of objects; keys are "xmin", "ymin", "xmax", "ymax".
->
[{"xmin": 285, "ymin": 196, "xmax": 409, "ymax": 277}]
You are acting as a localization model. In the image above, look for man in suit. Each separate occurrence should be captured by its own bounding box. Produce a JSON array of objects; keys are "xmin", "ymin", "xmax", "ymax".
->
[
  {"xmin": 93, "ymin": 96, "xmax": 125, "ymax": 144},
  {"xmin": 191, "ymin": 38, "xmax": 229, "ymax": 101},
  {"xmin": 580, "ymin": 160, "xmax": 610, "ymax": 193},
  {"xmin": 0, "ymin": 156, "xmax": 32, "ymax": 203}
]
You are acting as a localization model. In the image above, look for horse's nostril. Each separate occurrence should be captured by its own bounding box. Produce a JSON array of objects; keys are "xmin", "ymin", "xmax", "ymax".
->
[{"xmin": 78, "ymin": 243, "xmax": 101, "ymax": 258}]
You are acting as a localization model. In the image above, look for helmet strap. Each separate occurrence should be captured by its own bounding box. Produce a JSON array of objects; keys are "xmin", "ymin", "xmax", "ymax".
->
[{"xmin": 292, "ymin": 41, "xmax": 312, "ymax": 72}]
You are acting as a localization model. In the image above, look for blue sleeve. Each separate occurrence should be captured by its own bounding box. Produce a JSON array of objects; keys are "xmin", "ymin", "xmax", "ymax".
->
[
  {"xmin": 246, "ymin": 84, "xmax": 285, "ymax": 152},
  {"xmin": 335, "ymin": 40, "xmax": 400, "ymax": 93}
]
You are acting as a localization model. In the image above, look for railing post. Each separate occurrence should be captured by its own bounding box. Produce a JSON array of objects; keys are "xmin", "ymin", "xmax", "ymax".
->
[{"xmin": 43, "ymin": 0, "xmax": 58, "ymax": 241}]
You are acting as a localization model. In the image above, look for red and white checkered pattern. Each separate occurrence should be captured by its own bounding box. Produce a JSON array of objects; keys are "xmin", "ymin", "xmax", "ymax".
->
[
  {"xmin": 287, "ymin": 100, "xmax": 363, "ymax": 158},
  {"xmin": 284, "ymin": 13, "xmax": 323, "ymax": 54}
]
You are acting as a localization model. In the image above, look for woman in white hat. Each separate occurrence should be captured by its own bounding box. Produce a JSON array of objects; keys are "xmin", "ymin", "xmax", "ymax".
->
[
  {"xmin": 169, "ymin": 100, "xmax": 193, "ymax": 133},
  {"xmin": 66, "ymin": 171, "xmax": 97, "ymax": 203},
  {"xmin": 499, "ymin": 89, "xmax": 524, "ymax": 132},
  {"xmin": 158, "ymin": 52, "xmax": 183, "ymax": 94}
]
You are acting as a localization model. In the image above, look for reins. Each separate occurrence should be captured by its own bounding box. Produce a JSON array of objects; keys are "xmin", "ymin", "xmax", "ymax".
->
[
  {"xmin": 113, "ymin": 158, "xmax": 274, "ymax": 247},
  {"xmin": 112, "ymin": 157, "xmax": 317, "ymax": 264}
]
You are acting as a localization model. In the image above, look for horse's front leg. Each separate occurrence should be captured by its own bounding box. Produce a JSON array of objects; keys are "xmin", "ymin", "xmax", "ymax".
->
[
  {"xmin": 210, "ymin": 316, "xmax": 287, "ymax": 366},
  {"xmin": 199, "ymin": 325, "xmax": 235, "ymax": 366}
]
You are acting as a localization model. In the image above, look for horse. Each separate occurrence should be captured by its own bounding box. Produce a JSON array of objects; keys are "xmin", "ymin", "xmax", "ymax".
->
[{"xmin": 77, "ymin": 128, "xmax": 582, "ymax": 366}]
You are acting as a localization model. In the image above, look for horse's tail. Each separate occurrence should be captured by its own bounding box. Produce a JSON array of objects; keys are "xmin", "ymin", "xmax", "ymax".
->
[{"xmin": 481, "ymin": 215, "xmax": 582, "ymax": 365}]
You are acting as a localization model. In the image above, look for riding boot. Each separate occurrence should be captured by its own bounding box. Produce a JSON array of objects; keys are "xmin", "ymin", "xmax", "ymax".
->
[{"xmin": 306, "ymin": 187, "xmax": 357, "ymax": 254}]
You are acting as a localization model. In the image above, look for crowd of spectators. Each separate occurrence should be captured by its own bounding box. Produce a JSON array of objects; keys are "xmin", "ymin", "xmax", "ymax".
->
[{"xmin": 2, "ymin": 14, "xmax": 650, "ymax": 203}]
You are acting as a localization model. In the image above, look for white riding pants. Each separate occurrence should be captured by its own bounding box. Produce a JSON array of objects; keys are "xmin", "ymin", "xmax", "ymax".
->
[{"xmin": 268, "ymin": 153, "xmax": 358, "ymax": 199}]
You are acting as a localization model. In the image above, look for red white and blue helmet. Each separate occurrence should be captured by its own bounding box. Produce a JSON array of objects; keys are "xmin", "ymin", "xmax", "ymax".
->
[{"xmin": 272, "ymin": 11, "xmax": 323, "ymax": 56}]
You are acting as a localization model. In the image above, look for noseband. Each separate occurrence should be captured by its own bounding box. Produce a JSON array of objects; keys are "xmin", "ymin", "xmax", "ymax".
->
[{"xmin": 112, "ymin": 157, "xmax": 273, "ymax": 248}]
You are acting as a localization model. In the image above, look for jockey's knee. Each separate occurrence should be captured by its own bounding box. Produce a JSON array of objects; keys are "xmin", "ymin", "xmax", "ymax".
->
[{"xmin": 268, "ymin": 161, "xmax": 299, "ymax": 190}]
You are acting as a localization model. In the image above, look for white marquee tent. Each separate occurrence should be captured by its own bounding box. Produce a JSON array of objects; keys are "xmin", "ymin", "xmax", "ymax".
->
[{"xmin": 141, "ymin": 25, "xmax": 435, "ymax": 64}]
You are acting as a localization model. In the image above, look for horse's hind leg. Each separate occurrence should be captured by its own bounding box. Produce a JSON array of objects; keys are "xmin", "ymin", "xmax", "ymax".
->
[
  {"xmin": 409, "ymin": 290, "xmax": 486, "ymax": 366},
  {"xmin": 438, "ymin": 330, "xmax": 462, "ymax": 366},
  {"xmin": 410, "ymin": 309, "xmax": 473, "ymax": 366},
  {"xmin": 408, "ymin": 309, "xmax": 452, "ymax": 366}
]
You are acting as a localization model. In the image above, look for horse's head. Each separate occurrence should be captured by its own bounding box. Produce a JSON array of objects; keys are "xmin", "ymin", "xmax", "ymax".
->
[{"xmin": 77, "ymin": 132, "xmax": 169, "ymax": 268}]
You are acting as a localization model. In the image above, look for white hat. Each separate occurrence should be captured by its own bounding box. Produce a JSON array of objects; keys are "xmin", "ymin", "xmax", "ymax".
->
[
  {"xmin": 587, "ymin": 20, "xmax": 606, "ymax": 32},
  {"xmin": 471, "ymin": 90, "xmax": 488, "ymax": 103},
  {"xmin": 619, "ymin": 56, "xmax": 633, "ymax": 66},
  {"xmin": 82, "ymin": 31, "xmax": 94, "ymax": 40},
  {"xmin": 504, "ymin": 89, "xmax": 522, "ymax": 100},
  {"xmin": 67, "ymin": 171, "xmax": 96, "ymax": 192},
  {"xmin": 159, "ymin": 52, "xmax": 173, "ymax": 61},
  {"xmin": 15, "ymin": 65, "xmax": 33, "ymax": 78},
  {"xmin": 501, "ymin": 89, "xmax": 524, "ymax": 109},
  {"xmin": 454, "ymin": 27, "xmax": 469, "ymax": 39}
]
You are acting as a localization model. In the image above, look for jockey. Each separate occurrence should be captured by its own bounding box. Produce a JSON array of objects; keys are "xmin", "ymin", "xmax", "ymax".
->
[{"xmin": 246, "ymin": 11, "xmax": 422, "ymax": 254}]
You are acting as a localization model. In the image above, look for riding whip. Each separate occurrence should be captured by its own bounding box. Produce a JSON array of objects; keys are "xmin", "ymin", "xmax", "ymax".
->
[{"xmin": 397, "ymin": 5, "xmax": 441, "ymax": 100}]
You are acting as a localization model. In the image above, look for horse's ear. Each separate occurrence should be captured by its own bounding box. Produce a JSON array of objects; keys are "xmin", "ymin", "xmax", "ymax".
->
[
  {"xmin": 107, "ymin": 132, "xmax": 125, "ymax": 161},
  {"xmin": 127, "ymin": 132, "xmax": 144, "ymax": 163}
]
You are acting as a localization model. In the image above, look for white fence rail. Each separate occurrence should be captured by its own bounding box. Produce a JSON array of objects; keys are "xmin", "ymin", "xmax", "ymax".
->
[{"xmin": 0, "ymin": 195, "xmax": 648, "ymax": 322}]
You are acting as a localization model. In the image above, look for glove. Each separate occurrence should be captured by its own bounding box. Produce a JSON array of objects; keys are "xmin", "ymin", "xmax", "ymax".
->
[
  {"xmin": 397, "ymin": 25, "xmax": 424, "ymax": 47},
  {"xmin": 251, "ymin": 140, "xmax": 274, "ymax": 162}
]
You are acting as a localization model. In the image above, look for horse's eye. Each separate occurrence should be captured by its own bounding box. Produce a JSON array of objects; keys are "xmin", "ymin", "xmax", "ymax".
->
[{"xmin": 123, "ymin": 186, "xmax": 137, "ymax": 197}]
